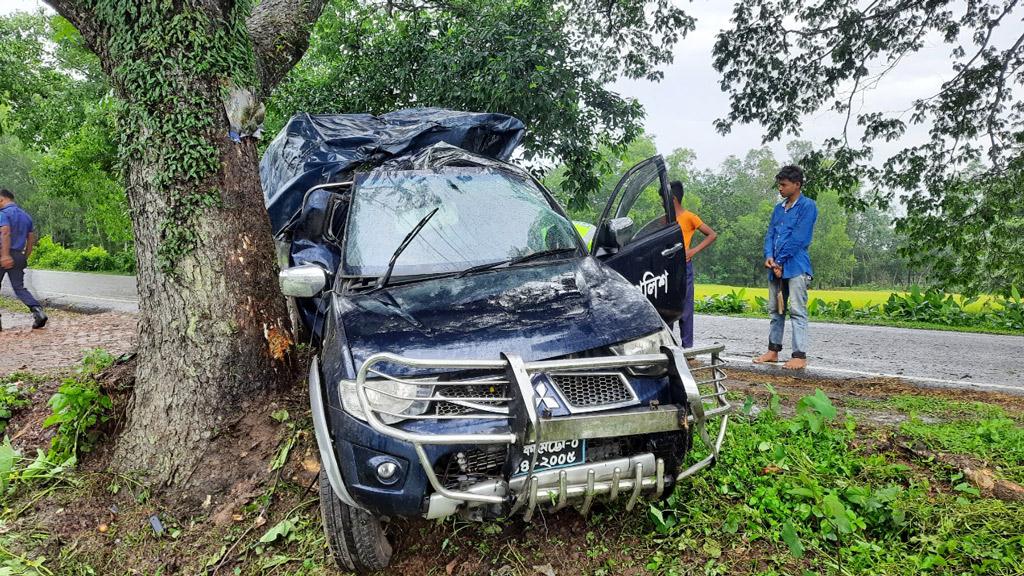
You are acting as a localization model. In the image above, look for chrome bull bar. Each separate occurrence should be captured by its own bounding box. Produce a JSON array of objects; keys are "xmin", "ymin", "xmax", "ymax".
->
[{"xmin": 353, "ymin": 344, "xmax": 731, "ymax": 518}]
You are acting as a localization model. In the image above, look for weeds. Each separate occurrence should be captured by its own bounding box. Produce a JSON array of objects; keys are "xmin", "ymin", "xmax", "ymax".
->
[
  {"xmin": 645, "ymin": 388, "xmax": 1024, "ymax": 575},
  {"xmin": 695, "ymin": 289, "xmax": 751, "ymax": 314}
]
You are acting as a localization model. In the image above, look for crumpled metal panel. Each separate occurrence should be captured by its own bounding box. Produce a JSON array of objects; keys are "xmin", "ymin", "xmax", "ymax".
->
[{"xmin": 261, "ymin": 108, "xmax": 525, "ymax": 235}]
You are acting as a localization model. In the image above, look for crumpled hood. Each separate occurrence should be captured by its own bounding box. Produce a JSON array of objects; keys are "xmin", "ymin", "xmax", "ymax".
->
[{"xmin": 335, "ymin": 257, "xmax": 663, "ymax": 371}]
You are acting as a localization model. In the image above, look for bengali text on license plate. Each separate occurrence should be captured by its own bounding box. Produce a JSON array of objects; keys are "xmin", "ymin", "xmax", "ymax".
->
[{"xmin": 513, "ymin": 439, "xmax": 586, "ymax": 476}]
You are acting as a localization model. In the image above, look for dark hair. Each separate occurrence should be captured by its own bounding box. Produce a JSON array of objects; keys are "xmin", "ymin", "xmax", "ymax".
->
[
  {"xmin": 669, "ymin": 180, "xmax": 684, "ymax": 203},
  {"xmin": 0, "ymin": 189, "xmax": 13, "ymax": 200},
  {"xmin": 775, "ymin": 165, "xmax": 804, "ymax": 186}
]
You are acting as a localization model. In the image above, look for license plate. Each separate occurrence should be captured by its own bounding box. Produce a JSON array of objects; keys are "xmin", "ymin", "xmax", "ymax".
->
[{"xmin": 513, "ymin": 439, "xmax": 586, "ymax": 476}]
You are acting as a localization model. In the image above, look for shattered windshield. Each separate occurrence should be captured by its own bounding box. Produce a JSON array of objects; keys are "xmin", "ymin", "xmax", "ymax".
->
[{"xmin": 343, "ymin": 168, "xmax": 580, "ymax": 277}]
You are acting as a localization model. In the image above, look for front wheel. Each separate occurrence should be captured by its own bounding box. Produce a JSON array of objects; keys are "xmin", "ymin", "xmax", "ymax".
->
[{"xmin": 319, "ymin": 470, "xmax": 393, "ymax": 574}]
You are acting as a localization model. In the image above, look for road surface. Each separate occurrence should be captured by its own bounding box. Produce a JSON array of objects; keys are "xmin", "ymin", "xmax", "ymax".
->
[
  {"xmin": 692, "ymin": 314, "xmax": 1023, "ymax": 394},
  {"xmin": 1, "ymin": 269, "xmax": 137, "ymax": 313},
  {"xmin": 3, "ymin": 270, "xmax": 1021, "ymax": 393}
]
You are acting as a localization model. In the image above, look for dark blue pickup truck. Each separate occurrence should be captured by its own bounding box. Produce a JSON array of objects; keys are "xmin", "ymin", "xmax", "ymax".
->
[{"xmin": 262, "ymin": 109, "xmax": 731, "ymax": 573}]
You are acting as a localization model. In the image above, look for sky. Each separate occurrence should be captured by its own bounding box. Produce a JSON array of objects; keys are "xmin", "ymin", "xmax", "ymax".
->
[{"xmin": 0, "ymin": 0, "xmax": 995, "ymax": 170}]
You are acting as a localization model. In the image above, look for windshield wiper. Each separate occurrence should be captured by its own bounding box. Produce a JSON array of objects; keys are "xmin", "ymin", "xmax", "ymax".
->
[
  {"xmin": 508, "ymin": 247, "xmax": 578, "ymax": 266},
  {"xmin": 455, "ymin": 247, "xmax": 578, "ymax": 279},
  {"xmin": 375, "ymin": 207, "xmax": 439, "ymax": 290}
]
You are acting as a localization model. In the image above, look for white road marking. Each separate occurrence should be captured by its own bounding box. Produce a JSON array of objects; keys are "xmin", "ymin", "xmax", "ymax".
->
[
  {"xmin": 35, "ymin": 290, "xmax": 136, "ymax": 304},
  {"xmin": 722, "ymin": 355, "xmax": 1022, "ymax": 393}
]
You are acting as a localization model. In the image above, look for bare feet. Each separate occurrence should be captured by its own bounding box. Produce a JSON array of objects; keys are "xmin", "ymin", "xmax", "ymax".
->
[
  {"xmin": 753, "ymin": 351, "xmax": 778, "ymax": 364},
  {"xmin": 783, "ymin": 357, "xmax": 807, "ymax": 370}
]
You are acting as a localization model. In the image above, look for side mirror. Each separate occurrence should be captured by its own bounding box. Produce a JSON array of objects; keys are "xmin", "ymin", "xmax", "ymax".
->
[
  {"xmin": 279, "ymin": 264, "xmax": 328, "ymax": 298},
  {"xmin": 603, "ymin": 216, "xmax": 635, "ymax": 248}
]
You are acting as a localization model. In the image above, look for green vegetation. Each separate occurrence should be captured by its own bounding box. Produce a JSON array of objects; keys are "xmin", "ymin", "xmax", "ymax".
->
[
  {"xmin": 645, "ymin": 389, "xmax": 1024, "ymax": 575},
  {"xmin": 0, "ymin": 374, "xmax": 36, "ymax": 435},
  {"xmin": 549, "ymin": 137, "xmax": 924, "ymax": 292},
  {"xmin": 0, "ymin": 381, "xmax": 1021, "ymax": 574},
  {"xmin": 27, "ymin": 235, "xmax": 134, "ymax": 274},
  {"xmin": 0, "ymin": 349, "xmax": 114, "ymax": 499},
  {"xmin": 693, "ymin": 284, "xmax": 1024, "ymax": 333},
  {"xmin": 714, "ymin": 1, "xmax": 1024, "ymax": 296}
]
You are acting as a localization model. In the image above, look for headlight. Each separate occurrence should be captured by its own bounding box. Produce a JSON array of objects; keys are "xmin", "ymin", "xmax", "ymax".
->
[
  {"xmin": 339, "ymin": 378, "xmax": 433, "ymax": 424},
  {"xmin": 610, "ymin": 329, "xmax": 675, "ymax": 375}
]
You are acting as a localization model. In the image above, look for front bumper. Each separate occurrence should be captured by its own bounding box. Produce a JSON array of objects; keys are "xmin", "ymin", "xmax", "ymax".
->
[{"xmin": 344, "ymin": 344, "xmax": 731, "ymax": 520}]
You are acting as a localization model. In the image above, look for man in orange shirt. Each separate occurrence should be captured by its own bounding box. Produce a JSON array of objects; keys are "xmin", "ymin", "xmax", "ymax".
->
[{"xmin": 671, "ymin": 181, "xmax": 716, "ymax": 347}]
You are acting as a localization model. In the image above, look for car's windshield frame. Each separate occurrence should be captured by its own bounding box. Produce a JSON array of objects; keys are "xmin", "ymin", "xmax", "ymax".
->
[{"xmin": 338, "ymin": 166, "xmax": 584, "ymax": 282}]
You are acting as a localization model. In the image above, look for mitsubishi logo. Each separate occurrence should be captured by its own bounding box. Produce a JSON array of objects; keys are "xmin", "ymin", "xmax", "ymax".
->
[{"xmin": 533, "ymin": 382, "xmax": 559, "ymax": 410}]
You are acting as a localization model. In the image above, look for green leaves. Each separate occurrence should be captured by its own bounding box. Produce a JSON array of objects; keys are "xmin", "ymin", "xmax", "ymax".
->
[
  {"xmin": 792, "ymin": 389, "xmax": 837, "ymax": 435},
  {"xmin": 781, "ymin": 520, "xmax": 804, "ymax": 558},
  {"xmin": 822, "ymin": 493, "xmax": 853, "ymax": 535},
  {"xmin": 269, "ymin": 0, "xmax": 694, "ymax": 206}
]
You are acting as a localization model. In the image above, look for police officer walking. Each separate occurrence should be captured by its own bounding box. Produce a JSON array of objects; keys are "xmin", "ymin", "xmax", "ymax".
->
[{"xmin": 0, "ymin": 188, "xmax": 47, "ymax": 330}]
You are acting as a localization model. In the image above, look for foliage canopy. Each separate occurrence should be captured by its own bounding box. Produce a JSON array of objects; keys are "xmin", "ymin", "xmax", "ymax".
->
[
  {"xmin": 713, "ymin": 0, "xmax": 1024, "ymax": 294},
  {"xmin": 269, "ymin": 0, "xmax": 694, "ymax": 207}
]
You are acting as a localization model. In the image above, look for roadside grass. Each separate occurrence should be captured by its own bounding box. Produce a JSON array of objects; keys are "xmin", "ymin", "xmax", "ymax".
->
[
  {"xmin": 693, "ymin": 284, "xmax": 1023, "ymax": 336},
  {"xmin": 0, "ymin": 295, "xmax": 29, "ymax": 313},
  {"xmin": 694, "ymin": 284, "xmax": 993, "ymax": 312},
  {"xmin": 1, "ymin": 366, "xmax": 1022, "ymax": 575}
]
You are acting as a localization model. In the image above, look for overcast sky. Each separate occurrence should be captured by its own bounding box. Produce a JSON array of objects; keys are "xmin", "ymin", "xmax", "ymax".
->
[{"xmin": 2, "ymin": 0, "xmax": 979, "ymax": 169}]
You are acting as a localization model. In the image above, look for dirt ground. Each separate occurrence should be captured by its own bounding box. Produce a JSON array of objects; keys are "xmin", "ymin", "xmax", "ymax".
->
[
  {"xmin": 2, "ymin": 311, "xmax": 1022, "ymax": 575},
  {"xmin": 0, "ymin": 309, "xmax": 136, "ymax": 375}
]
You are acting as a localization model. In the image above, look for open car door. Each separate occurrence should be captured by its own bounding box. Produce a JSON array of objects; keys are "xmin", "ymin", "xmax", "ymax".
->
[{"xmin": 593, "ymin": 156, "xmax": 686, "ymax": 324}]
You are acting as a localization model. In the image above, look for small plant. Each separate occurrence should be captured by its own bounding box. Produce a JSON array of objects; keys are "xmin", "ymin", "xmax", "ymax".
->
[
  {"xmin": 0, "ymin": 380, "xmax": 32, "ymax": 435},
  {"xmin": 987, "ymin": 286, "xmax": 1024, "ymax": 331},
  {"xmin": 43, "ymin": 349, "xmax": 115, "ymax": 462},
  {"xmin": 695, "ymin": 289, "xmax": 750, "ymax": 314},
  {"xmin": 883, "ymin": 285, "xmax": 978, "ymax": 326}
]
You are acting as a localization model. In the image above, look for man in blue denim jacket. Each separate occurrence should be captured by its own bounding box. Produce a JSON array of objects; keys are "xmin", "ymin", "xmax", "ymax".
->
[{"xmin": 753, "ymin": 166, "xmax": 817, "ymax": 369}]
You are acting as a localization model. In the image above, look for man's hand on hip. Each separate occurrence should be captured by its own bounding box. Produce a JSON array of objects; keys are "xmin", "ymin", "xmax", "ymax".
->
[{"xmin": 0, "ymin": 255, "xmax": 13, "ymax": 269}]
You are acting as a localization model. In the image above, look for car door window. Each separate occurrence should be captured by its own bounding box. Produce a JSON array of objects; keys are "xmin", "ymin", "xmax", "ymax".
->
[{"xmin": 607, "ymin": 158, "xmax": 672, "ymax": 246}]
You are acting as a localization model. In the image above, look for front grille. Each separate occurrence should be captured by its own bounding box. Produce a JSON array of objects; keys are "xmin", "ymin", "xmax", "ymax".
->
[
  {"xmin": 434, "ymin": 383, "xmax": 508, "ymax": 416},
  {"xmin": 438, "ymin": 446, "xmax": 509, "ymax": 489},
  {"xmin": 549, "ymin": 372, "xmax": 635, "ymax": 409},
  {"xmin": 431, "ymin": 370, "xmax": 509, "ymax": 417}
]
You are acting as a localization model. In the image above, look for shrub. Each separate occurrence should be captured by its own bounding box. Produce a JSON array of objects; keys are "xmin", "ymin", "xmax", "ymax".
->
[
  {"xmin": 27, "ymin": 235, "xmax": 128, "ymax": 273},
  {"xmin": 695, "ymin": 288, "xmax": 750, "ymax": 314},
  {"xmin": 986, "ymin": 286, "xmax": 1024, "ymax": 331},
  {"xmin": 883, "ymin": 286, "xmax": 978, "ymax": 326}
]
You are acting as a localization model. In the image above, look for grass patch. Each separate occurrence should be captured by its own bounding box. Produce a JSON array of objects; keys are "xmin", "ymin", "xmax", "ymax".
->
[
  {"xmin": 694, "ymin": 284, "xmax": 994, "ymax": 312},
  {"xmin": 647, "ymin": 389, "xmax": 1024, "ymax": 575},
  {"xmin": 1, "ymin": 382, "xmax": 1022, "ymax": 575}
]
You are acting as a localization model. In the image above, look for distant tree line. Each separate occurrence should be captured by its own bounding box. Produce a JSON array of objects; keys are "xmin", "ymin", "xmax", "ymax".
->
[
  {"xmin": 0, "ymin": 12, "xmax": 132, "ymax": 265},
  {"xmin": 546, "ymin": 135, "xmax": 923, "ymax": 289}
]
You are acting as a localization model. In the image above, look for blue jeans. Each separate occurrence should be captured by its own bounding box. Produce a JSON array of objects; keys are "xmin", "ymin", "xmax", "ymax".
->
[
  {"xmin": 0, "ymin": 251, "xmax": 41, "ymax": 309},
  {"xmin": 679, "ymin": 260, "xmax": 694, "ymax": 347},
  {"xmin": 767, "ymin": 273, "xmax": 810, "ymax": 358}
]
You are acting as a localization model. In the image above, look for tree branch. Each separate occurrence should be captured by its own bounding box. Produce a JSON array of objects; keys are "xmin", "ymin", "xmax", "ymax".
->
[{"xmin": 247, "ymin": 0, "xmax": 329, "ymax": 99}]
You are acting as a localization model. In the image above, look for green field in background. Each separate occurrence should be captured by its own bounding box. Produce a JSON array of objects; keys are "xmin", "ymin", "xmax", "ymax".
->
[{"xmin": 693, "ymin": 283, "xmax": 993, "ymax": 312}]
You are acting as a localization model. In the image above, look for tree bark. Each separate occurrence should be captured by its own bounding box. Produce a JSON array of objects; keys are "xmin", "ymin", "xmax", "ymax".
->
[
  {"xmin": 115, "ymin": 125, "xmax": 293, "ymax": 488},
  {"xmin": 43, "ymin": 0, "xmax": 326, "ymax": 489}
]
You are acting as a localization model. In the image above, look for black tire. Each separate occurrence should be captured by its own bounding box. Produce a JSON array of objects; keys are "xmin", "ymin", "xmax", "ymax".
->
[{"xmin": 319, "ymin": 470, "xmax": 393, "ymax": 574}]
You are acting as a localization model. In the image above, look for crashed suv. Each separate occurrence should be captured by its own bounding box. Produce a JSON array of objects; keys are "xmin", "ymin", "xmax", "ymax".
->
[{"xmin": 261, "ymin": 109, "xmax": 731, "ymax": 573}]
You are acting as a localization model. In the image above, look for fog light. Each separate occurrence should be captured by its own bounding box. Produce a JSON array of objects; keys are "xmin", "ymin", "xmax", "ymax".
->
[{"xmin": 376, "ymin": 461, "xmax": 398, "ymax": 480}]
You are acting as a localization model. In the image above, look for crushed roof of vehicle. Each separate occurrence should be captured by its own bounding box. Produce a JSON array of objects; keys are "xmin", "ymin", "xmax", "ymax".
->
[{"xmin": 260, "ymin": 108, "xmax": 525, "ymax": 234}]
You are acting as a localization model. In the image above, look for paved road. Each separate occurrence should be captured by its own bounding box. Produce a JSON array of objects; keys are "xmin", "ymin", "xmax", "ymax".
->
[
  {"xmin": 1, "ymin": 269, "xmax": 137, "ymax": 313},
  {"xmin": 692, "ymin": 314, "xmax": 1024, "ymax": 394},
  {"xmin": 3, "ymin": 270, "xmax": 1021, "ymax": 393}
]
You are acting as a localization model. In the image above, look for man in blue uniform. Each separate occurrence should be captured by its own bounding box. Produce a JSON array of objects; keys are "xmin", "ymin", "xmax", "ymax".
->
[
  {"xmin": 753, "ymin": 166, "xmax": 816, "ymax": 369},
  {"xmin": 0, "ymin": 188, "xmax": 47, "ymax": 330}
]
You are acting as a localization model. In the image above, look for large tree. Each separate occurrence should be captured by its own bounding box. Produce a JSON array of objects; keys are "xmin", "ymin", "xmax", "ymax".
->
[
  {"xmin": 268, "ymin": 0, "xmax": 693, "ymax": 207},
  {"xmin": 713, "ymin": 0, "xmax": 1024, "ymax": 294},
  {"xmin": 41, "ymin": 0, "xmax": 327, "ymax": 488}
]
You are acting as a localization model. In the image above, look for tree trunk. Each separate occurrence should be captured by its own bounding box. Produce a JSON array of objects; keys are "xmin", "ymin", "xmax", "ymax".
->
[
  {"xmin": 113, "ymin": 124, "xmax": 293, "ymax": 488},
  {"xmin": 40, "ymin": 0, "xmax": 327, "ymax": 490}
]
